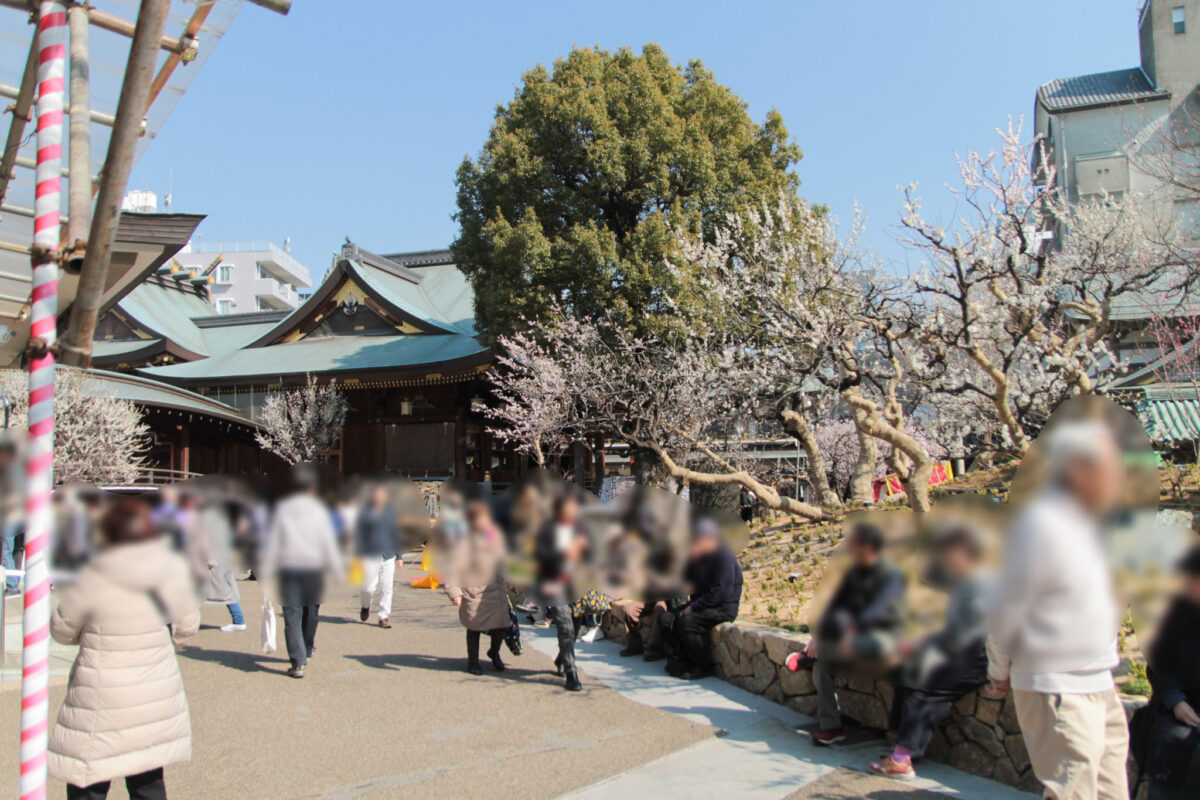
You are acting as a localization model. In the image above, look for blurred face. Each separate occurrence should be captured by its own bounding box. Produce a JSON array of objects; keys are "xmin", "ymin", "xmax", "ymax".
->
[
  {"xmin": 1064, "ymin": 439, "xmax": 1123, "ymax": 516},
  {"xmin": 558, "ymin": 497, "xmax": 578, "ymax": 524},
  {"xmin": 370, "ymin": 485, "xmax": 389, "ymax": 508},
  {"xmin": 1184, "ymin": 574, "xmax": 1200, "ymax": 606},
  {"xmin": 848, "ymin": 537, "xmax": 880, "ymax": 567},
  {"xmin": 689, "ymin": 534, "xmax": 719, "ymax": 559},
  {"xmin": 467, "ymin": 501, "xmax": 492, "ymax": 532},
  {"xmin": 936, "ymin": 543, "xmax": 975, "ymax": 580}
]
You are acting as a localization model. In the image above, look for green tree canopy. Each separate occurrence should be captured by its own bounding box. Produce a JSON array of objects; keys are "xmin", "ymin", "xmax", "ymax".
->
[{"xmin": 452, "ymin": 43, "xmax": 803, "ymax": 342}]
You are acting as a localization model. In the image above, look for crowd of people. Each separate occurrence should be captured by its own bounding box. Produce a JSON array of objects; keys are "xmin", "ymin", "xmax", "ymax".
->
[{"xmin": 4, "ymin": 411, "xmax": 1200, "ymax": 799}]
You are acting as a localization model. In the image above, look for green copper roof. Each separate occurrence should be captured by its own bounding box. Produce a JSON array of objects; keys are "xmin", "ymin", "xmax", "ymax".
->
[
  {"xmin": 73, "ymin": 367, "xmax": 254, "ymax": 427},
  {"xmin": 138, "ymin": 331, "xmax": 488, "ymax": 384},
  {"xmin": 1137, "ymin": 385, "xmax": 1200, "ymax": 444},
  {"xmin": 117, "ymin": 282, "xmax": 216, "ymax": 356}
]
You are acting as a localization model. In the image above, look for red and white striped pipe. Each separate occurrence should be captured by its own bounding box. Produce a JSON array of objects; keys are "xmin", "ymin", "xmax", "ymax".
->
[{"xmin": 20, "ymin": 4, "xmax": 65, "ymax": 799}]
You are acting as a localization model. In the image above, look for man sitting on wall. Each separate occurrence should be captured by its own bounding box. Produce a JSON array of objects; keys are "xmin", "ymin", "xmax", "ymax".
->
[
  {"xmin": 657, "ymin": 517, "xmax": 743, "ymax": 680},
  {"xmin": 787, "ymin": 521, "xmax": 907, "ymax": 745}
]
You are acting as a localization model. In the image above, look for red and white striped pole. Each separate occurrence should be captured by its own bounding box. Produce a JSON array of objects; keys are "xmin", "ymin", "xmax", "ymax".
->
[{"xmin": 20, "ymin": 4, "xmax": 65, "ymax": 800}]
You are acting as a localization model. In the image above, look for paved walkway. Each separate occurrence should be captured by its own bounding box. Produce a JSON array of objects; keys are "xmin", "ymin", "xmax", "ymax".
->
[
  {"xmin": 1, "ymin": 559, "xmax": 1034, "ymax": 799},
  {"xmin": 526, "ymin": 628, "xmax": 1033, "ymax": 800}
]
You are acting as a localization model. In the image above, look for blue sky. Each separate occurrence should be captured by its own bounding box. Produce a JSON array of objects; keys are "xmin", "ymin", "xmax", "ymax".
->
[{"xmin": 130, "ymin": 0, "xmax": 1145, "ymax": 281}]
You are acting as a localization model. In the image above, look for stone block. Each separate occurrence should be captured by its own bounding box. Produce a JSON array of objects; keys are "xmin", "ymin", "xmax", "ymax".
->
[
  {"xmin": 764, "ymin": 681, "xmax": 785, "ymax": 705},
  {"xmin": 779, "ymin": 663, "xmax": 815, "ymax": 696},
  {"xmin": 787, "ymin": 694, "xmax": 818, "ymax": 716},
  {"xmin": 836, "ymin": 689, "xmax": 890, "ymax": 730},
  {"xmin": 992, "ymin": 757, "xmax": 1021, "ymax": 787},
  {"xmin": 738, "ymin": 626, "xmax": 766, "ymax": 656},
  {"xmin": 1004, "ymin": 733, "xmax": 1030, "ymax": 773},
  {"xmin": 1016, "ymin": 770, "xmax": 1044, "ymax": 795},
  {"xmin": 959, "ymin": 717, "xmax": 1006, "ymax": 758},
  {"xmin": 744, "ymin": 651, "xmax": 778, "ymax": 694},
  {"xmin": 848, "ymin": 672, "xmax": 875, "ymax": 693},
  {"xmin": 953, "ymin": 691, "xmax": 978, "ymax": 717},
  {"xmin": 875, "ymin": 680, "xmax": 894, "ymax": 709},
  {"xmin": 925, "ymin": 728, "xmax": 951, "ymax": 760},
  {"xmin": 947, "ymin": 741, "xmax": 995, "ymax": 778},
  {"xmin": 976, "ymin": 696, "xmax": 1002, "ymax": 726},
  {"xmin": 763, "ymin": 631, "xmax": 804, "ymax": 665},
  {"xmin": 945, "ymin": 721, "xmax": 965, "ymax": 745},
  {"xmin": 998, "ymin": 694, "xmax": 1022, "ymax": 734}
]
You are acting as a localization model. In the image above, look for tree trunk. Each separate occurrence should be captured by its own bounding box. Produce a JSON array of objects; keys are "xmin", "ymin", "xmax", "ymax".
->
[
  {"xmin": 848, "ymin": 405, "xmax": 877, "ymax": 504},
  {"xmin": 843, "ymin": 387, "xmax": 933, "ymax": 513},
  {"xmin": 779, "ymin": 406, "xmax": 841, "ymax": 509}
]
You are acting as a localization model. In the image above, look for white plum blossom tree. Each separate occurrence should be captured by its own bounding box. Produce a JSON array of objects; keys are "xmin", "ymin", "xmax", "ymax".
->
[
  {"xmin": 901, "ymin": 119, "xmax": 1185, "ymax": 456},
  {"xmin": 0, "ymin": 368, "xmax": 149, "ymax": 485},
  {"xmin": 255, "ymin": 375, "xmax": 349, "ymax": 464}
]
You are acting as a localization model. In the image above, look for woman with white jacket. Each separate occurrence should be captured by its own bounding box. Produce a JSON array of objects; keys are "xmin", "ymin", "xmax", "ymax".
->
[{"xmin": 49, "ymin": 498, "xmax": 200, "ymax": 800}]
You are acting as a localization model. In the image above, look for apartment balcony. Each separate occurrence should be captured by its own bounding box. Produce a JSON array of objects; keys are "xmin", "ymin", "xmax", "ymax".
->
[
  {"xmin": 251, "ymin": 277, "xmax": 297, "ymax": 309},
  {"xmin": 190, "ymin": 240, "xmax": 312, "ymax": 288}
]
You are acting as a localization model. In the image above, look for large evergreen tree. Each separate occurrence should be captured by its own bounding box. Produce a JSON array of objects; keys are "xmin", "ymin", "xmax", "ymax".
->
[{"xmin": 452, "ymin": 43, "xmax": 802, "ymax": 341}]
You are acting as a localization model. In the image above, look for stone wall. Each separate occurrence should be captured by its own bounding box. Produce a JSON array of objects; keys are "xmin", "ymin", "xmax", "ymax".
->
[{"xmin": 600, "ymin": 614, "xmax": 1146, "ymax": 793}]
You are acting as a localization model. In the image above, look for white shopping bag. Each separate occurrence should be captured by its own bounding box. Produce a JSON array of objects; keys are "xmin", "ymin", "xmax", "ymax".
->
[{"xmin": 261, "ymin": 595, "xmax": 278, "ymax": 655}]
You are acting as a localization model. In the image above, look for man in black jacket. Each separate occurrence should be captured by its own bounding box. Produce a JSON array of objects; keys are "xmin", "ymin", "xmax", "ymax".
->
[
  {"xmin": 659, "ymin": 517, "xmax": 743, "ymax": 680},
  {"xmin": 799, "ymin": 522, "xmax": 907, "ymax": 745}
]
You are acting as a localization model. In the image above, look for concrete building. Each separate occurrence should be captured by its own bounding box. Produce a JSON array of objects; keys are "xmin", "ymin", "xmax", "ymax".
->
[
  {"xmin": 174, "ymin": 241, "xmax": 312, "ymax": 314},
  {"xmin": 1034, "ymin": 1, "xmax": 1200, "ymax": 450},
  {"xmin": 1033, "ymin": 0, "xmax": 1199, "ymax": 210}
]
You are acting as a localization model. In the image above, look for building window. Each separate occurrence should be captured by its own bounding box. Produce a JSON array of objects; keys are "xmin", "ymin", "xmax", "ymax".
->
[
  {"xmin": 217, "ymin": 299, "xmax": 233, "ymax": 315},
  {"xmin": 257, "ymin": 263, "xmax": 269, "ymax": 279},
  {"xmin": 218, "ymin": 264, "xmax": 232, "ymax": 283},
  {"xmin": 1174, "ymin": 6, "xmax": 1186, "ymax": 33}
]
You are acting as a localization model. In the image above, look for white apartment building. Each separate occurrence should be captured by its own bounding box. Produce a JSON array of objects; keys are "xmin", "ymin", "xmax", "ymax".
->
[{"xmin": 174, "ymin": 241, "xmax": 312, "ymax": 314}]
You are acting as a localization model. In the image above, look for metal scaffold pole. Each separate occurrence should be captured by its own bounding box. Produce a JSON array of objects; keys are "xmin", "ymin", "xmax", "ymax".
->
[{"xmin": 19, "ymin": 5, "xmax": 65, "ymax": 799}]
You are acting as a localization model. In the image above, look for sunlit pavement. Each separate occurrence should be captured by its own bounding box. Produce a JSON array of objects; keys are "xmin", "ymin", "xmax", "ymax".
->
[{"xmin": 2, "ymin": 558, "xmax": 1034, "ymax": 799}]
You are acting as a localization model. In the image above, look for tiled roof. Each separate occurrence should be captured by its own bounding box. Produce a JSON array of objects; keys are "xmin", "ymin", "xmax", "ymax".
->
[
  {"xmin": 1138, "ymin": 386, "xmax": 1200, "ymax": 444},
  {"xmin": 1037, "ymin": 67, "xmax": 1169, "ymax": 112},
  {"xmin": 74, "ymin": 367, "xmax": 254, "ymax": 427},
  {"xmin": 138, "ymin": 332, "xmax": 488, "ymax": 384}
]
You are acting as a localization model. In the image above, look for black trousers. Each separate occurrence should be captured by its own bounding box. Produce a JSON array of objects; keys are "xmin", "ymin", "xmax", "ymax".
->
[
  {"xmin": 889, "ymin": 652, "xmax": 988, "ymax": 756},
  {"xmin": 466, "ymin": 629, "xmax": 505, "ymax": 663},
  {"xmin": 659, "ymin": 607, "xmax": 734, "ymax": 670},
  {"xmin": 280, "ymin": 569, "xmax": 324, "ymax": 669},
  {"xmin": 548, "ymin": 604, "xmax": 576, "ymax": 672},
  {"xmin": 68, "ymin": 768, "xmax": 166, "ymax": 800}
]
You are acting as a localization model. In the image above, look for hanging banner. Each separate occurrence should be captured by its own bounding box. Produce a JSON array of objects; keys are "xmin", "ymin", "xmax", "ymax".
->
[{"xmin": 871, "ymin": 460, "xmax": 955, "ymax": 502}]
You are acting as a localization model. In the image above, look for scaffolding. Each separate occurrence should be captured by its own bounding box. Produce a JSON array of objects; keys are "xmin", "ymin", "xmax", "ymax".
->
[{"xmin": 0, "ymin": 3, "xmax": 291, "ymax": 798}]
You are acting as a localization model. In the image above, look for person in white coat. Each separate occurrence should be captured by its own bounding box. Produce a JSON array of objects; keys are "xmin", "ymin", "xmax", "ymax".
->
[
  {"xmin": 986, "ymin": 421, "xmax": 1128, "ymax": 800},
  {"xmin": 49, "ymin": 497, "xmax": 200, "ymax": 800}
]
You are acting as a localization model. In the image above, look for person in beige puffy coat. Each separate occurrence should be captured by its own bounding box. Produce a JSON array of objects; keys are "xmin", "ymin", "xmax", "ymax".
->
[
  {"xmin": 49, "ymin": 498, "xmax": 200, "ymax": 800},
  {"xmin": 444, "ymin": 498, "xmax": 511, "ymax": 675}
]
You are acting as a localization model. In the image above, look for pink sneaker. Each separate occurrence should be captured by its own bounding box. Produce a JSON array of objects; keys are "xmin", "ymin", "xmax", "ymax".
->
[
  {"xmin": 785, "ymin": 651, "xmax": 816, "ymax": 672},
  {"xmin": 869, "ymin": 755, "xmax": 916, "ymax": 780}
]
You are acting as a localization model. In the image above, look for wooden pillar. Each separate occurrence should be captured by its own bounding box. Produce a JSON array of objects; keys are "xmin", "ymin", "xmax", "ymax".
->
[{"xmin": 180, "ymin": 425, "xmax": 190, "ymax": 475}]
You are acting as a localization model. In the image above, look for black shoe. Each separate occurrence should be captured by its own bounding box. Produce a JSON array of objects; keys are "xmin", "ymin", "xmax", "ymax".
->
[
  {"xmin": 287, "ymin": 666, "xmax": 304, "ymax": 679},
  {"xmin": 680, "ymin": 666, "xmax": 714, "ymax": 680},
  {"xmin": 642, "ymin": 647, "xmax": 666, "ymax": 663},
  {"xmin": 467, "ymin": 661, "xmax": 483, "ymax": 675},
  {"xmin": 487, "ymin": 649, "xmax": 506, "ymax": 672},
  {"xmin": 360, "ymin": 607, "xmax": 369, "ymax": 622},
  {"xmin": 619, "ymin": 637, "xmax": 644, "ymax": 657},
  {"xmin": 564, "ymin": 669, "xmax": 582, "ymax": 692}
]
